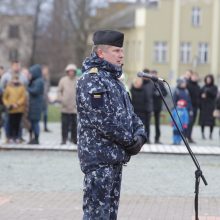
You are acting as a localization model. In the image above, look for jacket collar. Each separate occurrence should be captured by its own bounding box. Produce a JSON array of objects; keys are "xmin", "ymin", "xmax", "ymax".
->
[{"xmin": 82, "ymin": 52, "xmax": 122, "ymax": 79}]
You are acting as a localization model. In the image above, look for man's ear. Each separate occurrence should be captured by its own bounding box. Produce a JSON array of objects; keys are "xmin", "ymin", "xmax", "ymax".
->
[{"xmin": 96, "ymin": 48, "xmax": 104, "ymax": 59}]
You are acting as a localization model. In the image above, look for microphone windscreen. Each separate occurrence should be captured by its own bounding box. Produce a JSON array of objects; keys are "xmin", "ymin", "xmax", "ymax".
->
[{"xmin": 137, "ymin": 72, "xmax": 144, "ymax": 77}]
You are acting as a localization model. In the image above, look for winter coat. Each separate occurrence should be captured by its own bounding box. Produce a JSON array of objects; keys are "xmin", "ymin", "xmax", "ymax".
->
[
  {"xmin": 130, "ymin": 85, "xmax": 150, "ymax": 114},
  {"xmin": 153, "ymin": 82, "xmax": 167, "ymax": 112},
  {"xmin": 42, "ymin": 77, "xmax": 50, "ymax": 110},
  {"xmin": 57, "ymin": 75, "xmax": 77, "ymax": 114},
  {"xmin": 3, "ymin": 83, "xmax": 26, "ymax": 113},
  {"xmin": 142, "ymin": 79, "xmax": 154, "ymax": 113},
  {"xmin": 173, "ymin": 87, "xmax": 193, "ymax": 112},
  {"xmin": 28, "ymin": 64, "xmax": 44, "ymax": 121},
  {"xmin": 171, "ymin": 107, "xmax": 189, "ymax": 131},
  {"xmin": 77, "ymin": 52, "xmax": 146, "ymax": 174},
  {"xmin": 199, "ymin": 84, "xmax": 218, "ymax": 126},
  {"xmin": 187, "ymin": 80, "xmax": 201, "ymax": 109},
  {"xmin": 216, "ymin": 95, "xmax": 220, "ymax": 110}
]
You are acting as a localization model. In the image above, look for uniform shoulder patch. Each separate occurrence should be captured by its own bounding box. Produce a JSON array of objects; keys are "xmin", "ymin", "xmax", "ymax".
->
[{"xmin": 89, "ymin": 67, "xmax": 98, "ymax": 74}]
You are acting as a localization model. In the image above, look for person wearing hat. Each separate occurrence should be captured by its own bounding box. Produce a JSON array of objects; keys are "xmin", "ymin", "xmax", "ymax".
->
[
  {"xmin": 76, "ymin": 30, "xmax": 147, "ymax": 219},
  {"xmin": 2, "ymin": 75, "xmax": 26, "ymax": 143},
  {"xmin": 171, "ymin": 99, "xmax": 189, "ymax": 145},
  {"xmin": 28, "ymin": 64, "xmax": 44, "ymax": 145},
  {"xmin": 57, "ymin": 63, "xmax": 77, "ymax": 145}
]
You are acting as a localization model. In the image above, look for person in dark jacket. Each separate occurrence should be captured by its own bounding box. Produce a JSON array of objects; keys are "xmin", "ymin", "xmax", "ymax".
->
[
  {"xmin": 173, "ymin": 78, "xmax": 192, "ymax": 112},
  {"xmin": 42, "ymin": 65, "xmax": 51, "ymax": 132},
  {"xmin": 173, "ymin": 77, "xmax": 193, "ymax": 139},
  {"xmin": 76, "ymin": 30, "xmax": 146, "ymax": 220},
  {"xmin": 28, "ymin": 64, "xmax": 44, "ymax": 144},
  {"xmin": 186, "ymin": 72, "xmax": 201, "ymax": 143},
  {"xmin": 215, "ymin": 92, "xmax": 220, "ymax": 137},
  {"xmin": 199, "ymin": 74, "xmax": 218, "ymax": 139},
  {"xmin": 151, "ymin": 70, "xmax": 167, "ymax": 144},
  {"xmin": 142, "ymin": 68, "xmax": 154, "ymax": 143},
  {"xmin": 130, "ymin": 77, "xmax": 148, "ymax": 128}
]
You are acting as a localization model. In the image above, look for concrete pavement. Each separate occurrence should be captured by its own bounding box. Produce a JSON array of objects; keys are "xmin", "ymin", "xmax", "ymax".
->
[
  {"xmin": 0, "ymin": 151, "xmax": 220, "ymax": 220},
  {"xmin": 0, "ymin": 123, "xmax": 219, "ymax": 155}
]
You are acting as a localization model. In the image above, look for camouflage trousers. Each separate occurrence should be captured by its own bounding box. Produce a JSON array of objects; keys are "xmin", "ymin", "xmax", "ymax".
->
[{"xmin": 83, "ymin": 164, "xmax": 123, "ymax": 220}]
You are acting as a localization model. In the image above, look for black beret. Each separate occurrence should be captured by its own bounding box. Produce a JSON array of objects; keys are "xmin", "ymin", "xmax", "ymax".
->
[{"xmin": 93, "ymin": 30, "xmax": 124, "ymax": 47}]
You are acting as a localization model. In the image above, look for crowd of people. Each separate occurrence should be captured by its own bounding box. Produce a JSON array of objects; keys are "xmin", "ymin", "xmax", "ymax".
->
[
  {"xmin": 130, "ymin": 69, "xmax": 220, "ymax": 145},
  {"xmin": 0, "ymin": 60, "xmax": 79, "ymax": 145},
  {"xmin": 0, "ymin": 60, "xmax": 219, "ymax": 146},
  {"xmin": 0, "ymin": 61, "xmax": 50, "ymax": 144}
]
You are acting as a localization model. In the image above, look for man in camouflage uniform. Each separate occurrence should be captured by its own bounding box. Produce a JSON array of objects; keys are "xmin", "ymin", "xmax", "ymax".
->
[{"xmin": 76, "ymin": 30, "xmax": 147, "ymax": 220}]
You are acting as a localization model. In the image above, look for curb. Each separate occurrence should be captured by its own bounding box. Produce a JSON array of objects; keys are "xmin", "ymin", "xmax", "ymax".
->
[{"xmin": 0, "ymin": 143, "xmax": 220, "ymax": 155}]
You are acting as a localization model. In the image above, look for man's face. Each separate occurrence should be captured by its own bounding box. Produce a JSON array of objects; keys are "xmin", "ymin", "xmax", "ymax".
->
[
  {"xmin": 98, "ymin": 46, "xmax": 124, "ymax": 66},
  {"xmin": 42, "ymin": 66, "xmax": 49, "ymax": 77},
  {"xmin": 11, "ymin": 62, "xmax": 20, "ymax": 73},
  {"xmin": 191, "ymin": 74, "xmax": 198, "ymax": 82},
  {"xmin": 67, "ymin": 70, "xmax": 76, "ymax": 77}
]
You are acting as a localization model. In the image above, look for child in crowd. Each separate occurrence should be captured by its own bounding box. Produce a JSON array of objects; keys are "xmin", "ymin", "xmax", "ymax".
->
[
  {"xmin": 171, "ymin": 99, "xmax": 189, "ymax": 145},
  {"xmin": 2, "ymin": 75, "xmax": 26, "ymax": 143}
]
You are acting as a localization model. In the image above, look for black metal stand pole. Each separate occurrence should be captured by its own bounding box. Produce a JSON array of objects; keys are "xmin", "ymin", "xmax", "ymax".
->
[{"xmin": 153, "ymin": 81, "xmax": 208, "ymax": 220}]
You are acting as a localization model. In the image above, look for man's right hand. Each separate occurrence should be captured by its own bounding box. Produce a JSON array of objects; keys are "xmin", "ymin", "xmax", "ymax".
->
[{"xmin": 125, "ymin": 136, "xmax": 145, "ymax": 156}]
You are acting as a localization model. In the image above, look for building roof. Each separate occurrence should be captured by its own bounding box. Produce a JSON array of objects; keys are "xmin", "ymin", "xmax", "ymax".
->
[{"xmin": 92, "ymin": 5, "xmax": 138, "ymax": 30}]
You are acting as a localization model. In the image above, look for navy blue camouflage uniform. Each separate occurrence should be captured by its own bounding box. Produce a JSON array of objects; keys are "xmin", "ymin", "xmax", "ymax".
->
[{"xmin": 76, "ymin": 52, "xmax": 146, "ymax": 219}]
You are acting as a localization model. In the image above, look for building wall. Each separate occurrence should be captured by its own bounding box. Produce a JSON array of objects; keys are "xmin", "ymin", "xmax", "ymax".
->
[
  {"xmin": 122, "ymin": 0, "xmax": 220, "ymax": 85},
  {"xmin": 179, "ymin": 0, "xmax": 213, "ymax": 78},
  {"xmin": 145, "ymin": 0, "xmax": 174, "ymax": 81},
  {"xmin": 0, "ymin": 15, "xmax": 33, "ymax": 70}
]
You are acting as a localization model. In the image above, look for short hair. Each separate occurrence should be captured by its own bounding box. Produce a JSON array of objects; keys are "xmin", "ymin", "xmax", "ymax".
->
[
  {"xmin": 204, "ymin": 74, "xmax": 214, "ymax": 85},
  {"xmin": 11, "ymin": 60, "xmax": 19, "ymax": 64},
  {"xmin": 92, "ymin": 44, "xmax": 110, "ymax": 53},
  {"xmin": 151, "ymin": 69, "xmax": 158, "ymax": 74},
  {"xmin": 143, "ymin": 68, "xmax": 150, "ymax": 73}
]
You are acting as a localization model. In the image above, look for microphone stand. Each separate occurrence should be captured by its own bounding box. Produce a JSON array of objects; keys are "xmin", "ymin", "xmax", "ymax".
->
[{"xmin": 153, "ymin": 80, "xmax": 208, "ymax": 220}]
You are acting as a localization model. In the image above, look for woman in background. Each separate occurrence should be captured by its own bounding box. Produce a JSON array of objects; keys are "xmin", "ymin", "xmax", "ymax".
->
[{"xmin": 199, "ymin": 74, "xmax": 218, "ymax": 139}]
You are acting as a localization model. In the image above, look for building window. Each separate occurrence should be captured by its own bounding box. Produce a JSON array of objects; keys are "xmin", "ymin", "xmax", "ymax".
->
[
  {"xmin": 192, "ymin": 7, "xmax": 201, "ymax": 27},
  {"xmin": 154, "ymin": 41, "xmax": 167, "ymax": 63},
  {"xmin": 198, "ymin": 42, "xmax": 208, "ymax": 64},
  {"xmin": 146, "ymin": 0, "xmax": 159, "ymax": 7},
  {"xmin": 8, "ymin": 25, "xmax": 20, "ymax": 38},
  {"xmin": 180, "ymin": 42, "xmax": 191, "ymax": 64},
  {"xmin": 9, "ymin": 49, "xmax": 19, "ymax": 61}
]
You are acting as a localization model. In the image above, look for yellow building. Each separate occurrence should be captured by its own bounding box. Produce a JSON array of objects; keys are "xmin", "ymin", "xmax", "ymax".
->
[{"xmin": 95, "ymin": 0, "xmax": 220, "ymax": 85}]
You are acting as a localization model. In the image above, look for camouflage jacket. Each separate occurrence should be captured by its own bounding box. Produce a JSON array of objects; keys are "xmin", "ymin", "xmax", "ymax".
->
[{"xmin": 76, "ymin": 52, "xmax": 146, "ymax": 173}]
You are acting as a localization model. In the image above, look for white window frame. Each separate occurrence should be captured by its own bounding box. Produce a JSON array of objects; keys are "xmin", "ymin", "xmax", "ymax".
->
[
  {"xmin": 154, "ymin": 41, "xmax": 167, "ymax": 63},
  {"xmin": 198, "ymin": 42, "xmax": 208, "ymax": 64},
  {"xmin": 180, "ymin": 42, "xmax": 191, "ymax": 64},
  {"xmin": 192, "ymin": 7, "xmax": 201, "ymax": 27}
]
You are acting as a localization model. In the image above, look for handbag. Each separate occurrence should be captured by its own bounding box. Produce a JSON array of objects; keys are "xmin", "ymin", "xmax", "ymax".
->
[{"xmin": 213, "ymin": 109, "xmax": 220, "ymax": 118}]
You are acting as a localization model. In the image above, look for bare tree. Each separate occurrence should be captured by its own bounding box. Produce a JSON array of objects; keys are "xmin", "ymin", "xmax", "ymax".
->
[
  {"xmin": 66, "ymin": 0, "xmax": 92, "ymax": 66},
  {"xmin": 29, "ymin": 0, "xmax": 44, "ymax": 65}
]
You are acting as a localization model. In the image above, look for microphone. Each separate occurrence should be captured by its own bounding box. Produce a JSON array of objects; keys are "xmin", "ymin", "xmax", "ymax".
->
[{"xmin": 137, "ymin": 72, "xmax": 165, "ymax": 82}]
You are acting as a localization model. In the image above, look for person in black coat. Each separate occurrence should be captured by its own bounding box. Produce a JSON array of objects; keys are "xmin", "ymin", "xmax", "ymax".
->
[
  {"xmin": 186, "ymin": 72, "xmax": 201, "ymax": 143},
  {"xmin": 215, "ymin": 92, "xmax": 220, "ymax": 137},
  {"xmin": 130, "ymin": 76, "xmax": 152, "ymax": 143},
  {"xmin": 199, "ymin": 74, "xmax": 218, "ymax": 139},
  {"xmin": 151, "ymin": 70, "xmax": 167, "ymax": 144},
  {"xmin": 142, "ymin": 69, "xmax": 154, "ymax": 143}
]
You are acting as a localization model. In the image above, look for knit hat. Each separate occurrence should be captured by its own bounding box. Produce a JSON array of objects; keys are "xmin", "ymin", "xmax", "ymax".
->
[
  {"xmin": 176, "ymin": 78, "xmax": 186, "ymax": 87},
  {"xmin": 65, "ymin": 64, "xmax": 77, "ymax": 72},
  {"xmin": 177, "ymin": 99, "xmax": 187, "ymax": 108}
]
